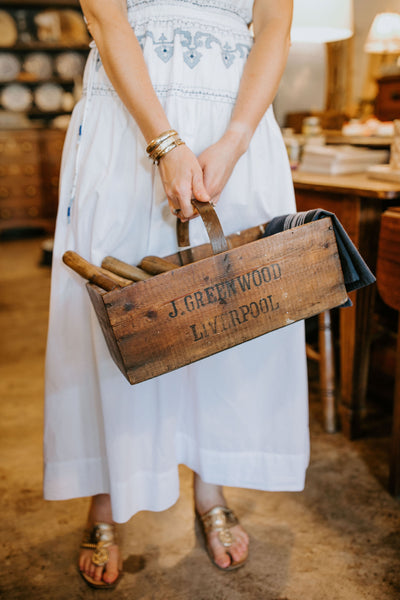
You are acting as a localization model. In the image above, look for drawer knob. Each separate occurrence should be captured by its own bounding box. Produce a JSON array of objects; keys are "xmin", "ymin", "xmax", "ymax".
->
[
  {"xmin": 25, "ymin": 185, "xmax": 38, "ymax": 197},
  {"xmin": 21, "ymin": 141, "xmax": 33, "ymax": 152},
  {"xmin": 27, "ymin": 206, "xmax": 39, "ymax": 217},
  {"xmin": 23, "ymin": 165, "xmax": 35, "ymax": 176},
  {"xmin": 0, "ymin": 207, "xmax": 12, "ymax": 219}
]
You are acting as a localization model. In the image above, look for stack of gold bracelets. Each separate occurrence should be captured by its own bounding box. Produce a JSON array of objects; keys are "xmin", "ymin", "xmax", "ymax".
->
[{"xmin": 146, "ymin": 129, "xmax": 184, "ymax": 164}]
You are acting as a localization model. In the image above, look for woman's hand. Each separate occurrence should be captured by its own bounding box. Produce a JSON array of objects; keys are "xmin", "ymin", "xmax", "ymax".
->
[
  {"xmin": 158, "ymin": 144, "xmax": 210, "ymax": 220},
  {"xmin": 197, "ymin": 128, "xmax": 250, "ymax": 206}
]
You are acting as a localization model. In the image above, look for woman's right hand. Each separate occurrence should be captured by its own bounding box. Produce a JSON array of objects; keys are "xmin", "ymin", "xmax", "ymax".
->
[{"xmin": 157, "ymin": 144, "xmax": 210, "ymax": 220}]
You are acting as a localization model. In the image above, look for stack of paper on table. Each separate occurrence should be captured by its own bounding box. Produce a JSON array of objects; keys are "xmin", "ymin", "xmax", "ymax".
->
[
  {"xmin": 367, "ymin": 164, "xmax": 400, "ymax": 183},
  {"xmin": 299, "ymin": 145, "xmax": 389, "ymax": 175}
]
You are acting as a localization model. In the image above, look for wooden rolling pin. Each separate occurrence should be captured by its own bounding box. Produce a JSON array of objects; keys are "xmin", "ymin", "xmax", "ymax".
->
[
  {"xmin": 63, "ymin": 251, "xmax": 122, "ymax": 291},
  {"xmin": 102, "ymin": 256, "xmax": 152, "ymax": 282},
  {"xmin": 139, "ymin": 255, "xmax": 179, "ymax": 275}
]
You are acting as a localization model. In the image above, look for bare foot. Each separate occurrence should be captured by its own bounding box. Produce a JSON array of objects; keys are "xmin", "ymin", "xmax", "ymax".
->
[
  {"xmin": 78, "ymin": 494, "xmax": 121, "ymax": 586},
  {"xmin": 194, "ymin": 474, "xmax": 249, "ymax": 569}
]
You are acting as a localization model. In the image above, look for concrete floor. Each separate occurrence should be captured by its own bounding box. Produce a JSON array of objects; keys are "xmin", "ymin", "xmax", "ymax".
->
[{"xmin": 1, "ymin": 236, "xmax": 400, "ymax": 600}]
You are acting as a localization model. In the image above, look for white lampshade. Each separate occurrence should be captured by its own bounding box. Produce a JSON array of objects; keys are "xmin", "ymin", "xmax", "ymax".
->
[
  {"xmin": 364, "ymin": 13, "xmax": 400, "ymax": 54},
  {"xmin": 291, "ymin": 0, "xmax": 354, "ymax": 43}
]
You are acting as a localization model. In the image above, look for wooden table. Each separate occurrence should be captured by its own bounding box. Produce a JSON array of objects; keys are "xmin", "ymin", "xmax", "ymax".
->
[{"xmin": 293, "ymin": 171, "xmax": 400, "ymax": 439}]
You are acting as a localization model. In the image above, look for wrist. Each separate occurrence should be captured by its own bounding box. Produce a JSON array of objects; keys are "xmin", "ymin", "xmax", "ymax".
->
[{"xmin": 224, "ymin": 122, "xmax": 253, "ymax": 157}]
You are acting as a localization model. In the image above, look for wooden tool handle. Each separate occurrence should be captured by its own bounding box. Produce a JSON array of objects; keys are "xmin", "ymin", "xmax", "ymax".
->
[
  {"xmin": 102, "ymin": 256, "xmax": 153, "ymax": 282},
  {"xmin": 139, "ymin": 255, "xmax": 179, "ymax": 275},
  {"xmin": 177, "ymin": 199, "xmax": 228, "ymax": 255},
  {"xmin": 98, "ymin": 267, "xmax": 132, "ymax": 287},
  {"xmin": 62, "ymin": 251, "xmax": 120, "ymax": 291}
]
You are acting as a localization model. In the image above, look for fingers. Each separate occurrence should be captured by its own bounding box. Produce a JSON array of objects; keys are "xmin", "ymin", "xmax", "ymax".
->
[
  {"xmin": 192, "ymin": 172, "xmax": 210, "ymax": 203},
  {"xmin": 158, "ymin": 145, "xmax": 213, "ymax": 218},
  {"xmin": 167, "ymin": 175, "xmax": 209, "ymax": 220},
  {"xmin": 171, "ymin": 183, "xmax": 194, "ymax": 220}
]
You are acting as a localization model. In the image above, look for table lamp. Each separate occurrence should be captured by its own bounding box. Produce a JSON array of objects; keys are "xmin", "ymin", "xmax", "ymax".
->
[
  {"xmin": 364, "ymin": 12, "xmax": 400, "ymax": 55},
  {"xmin": 291, "ymin": 0, "xmax": 353, "ymax": 43},
  {"xmin": 275, "ymin": 0, "xmax": 354, "ymax": 122},
  {"xmin": 363, "ymin": 12, "xmax": 400, "ymax": 101}
]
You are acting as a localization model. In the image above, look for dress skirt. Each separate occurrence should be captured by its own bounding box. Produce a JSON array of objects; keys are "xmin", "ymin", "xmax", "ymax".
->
[{"xmin": 43, "ymin": 0, "xmax": 309, "ymax": 523}]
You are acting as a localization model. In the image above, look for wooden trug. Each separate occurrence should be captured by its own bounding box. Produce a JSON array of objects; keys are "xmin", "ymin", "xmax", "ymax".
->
[{"xmin": 86, "ymin": 217, "xmax": 348, "ymax": 384}]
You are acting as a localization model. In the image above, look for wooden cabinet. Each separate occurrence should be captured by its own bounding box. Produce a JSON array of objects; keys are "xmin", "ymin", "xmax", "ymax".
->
[
  {"xmin": 0, "ymin": 127, "xmax": 65, "ymax": 233},
  {"xmin": 375, "ymin": 75, "xmax": 400, "ymax": 122},
  {"xmin": 0, "ymin": 0, "xmax": 87, "ymax": 235}
]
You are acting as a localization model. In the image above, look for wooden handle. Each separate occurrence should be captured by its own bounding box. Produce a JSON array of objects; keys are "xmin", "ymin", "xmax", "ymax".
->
[
  {"xmin": 139, "ymin": 255, "xmax": 179, "ymax": 275},
  {"xmin": 62, "ymin": 251, "xmax": 120, "ymax": 291},
  {"xmin": 177, "ymin": 199, "xmax": 228, "ymax": 255},
  {"xmin": 98, "ymin": 267, "xmax": 132, "ymax": 287},
  {"xmin": 102, "ymin": 256, "xmax": 152, "ymax": 282}
]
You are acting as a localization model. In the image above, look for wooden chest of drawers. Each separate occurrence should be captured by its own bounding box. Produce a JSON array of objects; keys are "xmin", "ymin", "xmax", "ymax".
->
[
  {"xmin": 0, "ymin": 128, "xmax": 65, "ymax": 235},
  {"xmin": 375, "ymin": 75, "xmax": 400, "ymax": 122}
]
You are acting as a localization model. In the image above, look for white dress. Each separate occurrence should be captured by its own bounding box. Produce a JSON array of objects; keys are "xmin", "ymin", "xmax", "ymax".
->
[{"xmin": 44, "ymin": 0, "xmax": 309, "ymax": 524}]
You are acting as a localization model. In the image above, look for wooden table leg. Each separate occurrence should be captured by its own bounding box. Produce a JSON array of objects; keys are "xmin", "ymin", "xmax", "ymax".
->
[
  {"xmin": 339, "ymin": 284, "xmax": 376, "ymax": 439},
  {"xmin": 318, "ymin": 310, "xmax": 338, "ymax": 433},
  {"xmin": 389, "ymin": 313, "xmax": 400, "ymax": 497}
]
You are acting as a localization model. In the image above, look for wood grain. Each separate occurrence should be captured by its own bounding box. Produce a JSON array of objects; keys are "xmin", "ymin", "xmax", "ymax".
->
[
  {"xmin": 102, "ymin": 256, "xmax": 152, "ymax": 282},
  {"xmin": 86, "ymin": 218, "xmax": 348, "ymax": 385},
  {"xmin": 377, "ymin": 207, "xmax": 400, "ymax": 311},
  {"xmin": 377, "ymin": 207, "xmax": 400, "ymax": 497}
]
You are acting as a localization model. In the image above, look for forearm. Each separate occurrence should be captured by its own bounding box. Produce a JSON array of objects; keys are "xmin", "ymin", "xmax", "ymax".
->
[
  {"xmin": 226, "ymin": 2, "xmax": 292, "ymax": 156},
  {"xmin": 80, "ymin": 0, "xmax": 170, "ymax": 142}
]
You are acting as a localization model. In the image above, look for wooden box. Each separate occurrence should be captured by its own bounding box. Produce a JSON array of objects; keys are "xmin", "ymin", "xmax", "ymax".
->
[{"xmin": 83, "ymin": 210, "xmax": 348, "ymax": 385}]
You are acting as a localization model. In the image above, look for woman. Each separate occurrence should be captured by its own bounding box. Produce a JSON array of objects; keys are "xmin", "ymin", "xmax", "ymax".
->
[{"xmin": 44, "ymin": 0, "xmax": 309, "ymax": 589}]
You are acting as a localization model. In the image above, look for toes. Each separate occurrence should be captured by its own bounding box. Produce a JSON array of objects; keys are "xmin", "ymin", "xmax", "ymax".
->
[
  {"xmin": 205, "ymin": 523, "xmax": 249, "ymax": 569},
  {"xmin": 103, "ymin": 567, "xmax": 119, "ymax": 585},
  {"xmin": 209, "ymin": 533, "xmax": 231, "ymax": 569},
  {"xmin": 207, "ymin": 533, "xmax": 232, "ymax": 569},
  {"xmin": 229, "ymin": 527, "xmax": 249, "ymax": 564},
  {"xmin": 93, "ymin": 565, "xmax": 104, "ymax": 582},
  {"xmin": 230, "ymin": 542, "xmax": 247, "ymax": 564},
  {"xmin": 79, "ymin": 550, "xmax": 92, "ymax": 573},
  {"xmin": 103, "ymin": 547, "xmax": 120, "ymax": 584},
  {"xmin": 213, "ymin": 547, "xmax": 232, "ymax": 569}
]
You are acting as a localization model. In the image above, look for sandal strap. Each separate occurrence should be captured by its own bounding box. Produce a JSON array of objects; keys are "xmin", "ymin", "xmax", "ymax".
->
[
  {"xmin": 199, "ymin": 506, "xmax": 239, "ymax": 548},
  {"xmin": 81, "ymin": 522, "xmax": 116, "ymax": 567}
]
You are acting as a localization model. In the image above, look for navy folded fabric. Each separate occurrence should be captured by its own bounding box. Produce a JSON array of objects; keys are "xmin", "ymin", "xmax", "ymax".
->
[{"xmin": 263, "ymin": 209, "xmax": 376, "ymax": 307}]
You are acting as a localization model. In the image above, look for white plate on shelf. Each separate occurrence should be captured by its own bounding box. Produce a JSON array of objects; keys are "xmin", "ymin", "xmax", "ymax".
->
[
  {"xmin": 34, "ymin": 82, "xmax": 64, "ymax": 112},
  {"xmin": 23, "ymin": 52, "xmax": 53, "ymax": 80},
  {"xmin": 55, "ymin": 51, "xmax": 84, "ymax": 80},
  {"xmin": 0, "ymin": 53, "xmax": 20, "ymax": 82},
  {"xmin": 1, "ymin": 83, "xmax": 32, "ymax": 111}
]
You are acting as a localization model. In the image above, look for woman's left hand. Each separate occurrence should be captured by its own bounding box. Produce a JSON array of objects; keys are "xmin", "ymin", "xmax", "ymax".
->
[{"xmin": 197, "ymin": 128, "xmax": 249, "ymax": 206}]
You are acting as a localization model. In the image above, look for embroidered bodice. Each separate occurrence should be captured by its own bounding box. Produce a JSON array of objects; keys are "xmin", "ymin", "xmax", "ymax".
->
[{"xmin": 127, "ymin": 0, "xmax": 254, "ymax": 24}]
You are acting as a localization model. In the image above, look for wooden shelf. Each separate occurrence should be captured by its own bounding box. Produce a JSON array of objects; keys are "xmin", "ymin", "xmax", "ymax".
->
[
  {"xmin": 0, "ymin": 43, "xmax": 89, "ymax": 52},
  {"xmin": 0, "ymin": 78, "xmax": 76, "ymax": 86},
  {"xmin": 0, "ymin": 1, "xmax": 80, "ymax": 7}
]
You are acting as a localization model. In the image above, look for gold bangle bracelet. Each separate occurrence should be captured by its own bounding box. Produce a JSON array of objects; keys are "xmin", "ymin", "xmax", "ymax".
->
[
  {"xmin": 152, "ymin": 140, "xmax": 182, "ymax": 164},
  {"xmin": 153, "ymin": 139, "xmax": 185, "ymax": 164},
  {"xmin": 146, "ymin": 129, "xmax": 178, "ymax": 155},
  {"xmin": 148, "ymin": 135, "xmax": 180, "ymax": 161}
]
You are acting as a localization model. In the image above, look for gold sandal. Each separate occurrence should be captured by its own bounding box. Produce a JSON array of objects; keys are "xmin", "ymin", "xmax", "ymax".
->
[
  {"xmin": 197, "ymin": 506, "xmax": 248, "ymax": 571},
  {"xmin": 79, "ymin": 522, "xmax": 121, "ymax": 589}
]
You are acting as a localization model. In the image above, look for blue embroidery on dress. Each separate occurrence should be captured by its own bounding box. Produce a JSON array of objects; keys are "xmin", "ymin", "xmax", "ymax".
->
[
  {"xmin": 83, "ymin": 82, "xmax": 237, "ymax": 104},
  {"xmin": 127, "ymin": 0, "xmax": 253, "ymax": 23},
  {"xmin": 136, "ymin": 28, "xmax": 250, "ymax": 69}
]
